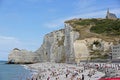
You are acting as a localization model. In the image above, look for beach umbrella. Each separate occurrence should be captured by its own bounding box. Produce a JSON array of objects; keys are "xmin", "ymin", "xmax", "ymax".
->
[
  {"xmin": 99, "ymin": 77, "xmax": 120, "ymax": 80},
  {"xmin": 105, "ymin": 64, "xmax": 111, "ymax": 68}
]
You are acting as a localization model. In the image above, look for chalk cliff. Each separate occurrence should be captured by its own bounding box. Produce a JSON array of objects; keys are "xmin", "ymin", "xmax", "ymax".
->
[
  {"xmin": 35, "ymin": 29, "xmax": 65, "ymax": 63},
  {"xmin": 8, "ymin": 48, "xmax": 38, "ymax": 64},
  {"xmin": 8, "ymin": 18, "xmax": 120, "ymax": 64}
]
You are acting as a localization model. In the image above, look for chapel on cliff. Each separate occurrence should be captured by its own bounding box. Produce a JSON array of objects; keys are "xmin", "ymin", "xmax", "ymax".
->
[{"xmin": 106, "ymin": 9, "xmax": 117, "ymax": 19}]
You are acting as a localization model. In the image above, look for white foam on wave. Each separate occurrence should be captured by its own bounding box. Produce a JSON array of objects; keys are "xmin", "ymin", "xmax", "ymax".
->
[
  {"xmin": 21, "ymin": 65, "xmax": 29, "ymax": 70},
  {"xmin": 21, "ymin": 64, "xmax": 38, "ymax": 75}
]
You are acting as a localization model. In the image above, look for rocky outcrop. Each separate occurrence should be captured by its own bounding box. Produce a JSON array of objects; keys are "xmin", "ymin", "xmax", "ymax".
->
[{"xmin": 8, "ymin": 48, "xmax": 37, "ymax": 64}]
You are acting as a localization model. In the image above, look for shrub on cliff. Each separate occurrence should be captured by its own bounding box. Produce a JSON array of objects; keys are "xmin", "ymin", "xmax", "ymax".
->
[
  {"xmin": 90, "ymin": 19, "xmax": 120, "ymax": 35},
  {"xmin": 13, "ymin": 48, "xmax": 20, "ymax": 51}
]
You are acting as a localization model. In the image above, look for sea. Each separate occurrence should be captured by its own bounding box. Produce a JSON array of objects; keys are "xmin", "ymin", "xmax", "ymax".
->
[{"xmin": 0, "ymin": 61, "xmax": 32, "ymax": 80}]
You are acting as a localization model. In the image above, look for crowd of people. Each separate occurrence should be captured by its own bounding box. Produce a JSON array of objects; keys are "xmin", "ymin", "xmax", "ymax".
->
[{"xmin": 26, "ymin": 62, "xmax": 111, "ymax": 80}]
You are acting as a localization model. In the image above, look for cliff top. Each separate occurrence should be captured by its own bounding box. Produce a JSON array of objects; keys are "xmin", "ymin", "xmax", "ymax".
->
[{"xmin": 65, "ymin": 18, "xmax": 120, "ymax": 44}]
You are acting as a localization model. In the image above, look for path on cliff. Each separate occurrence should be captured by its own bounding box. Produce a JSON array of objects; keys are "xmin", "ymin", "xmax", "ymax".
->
[
  {"xmin": 79, "ymin": 25, "xmax": 99, "ymax": 39},
  {"xmin": 79, "ymin": 25, "xmax": 115, "ymax": 42}
]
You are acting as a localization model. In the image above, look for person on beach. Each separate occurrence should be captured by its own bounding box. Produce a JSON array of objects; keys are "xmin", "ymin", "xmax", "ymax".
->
[
  {"xmin": 47, "ymin": 77, "xmax": 50, "ymax": 80},
  {"xmin": 56, "ymin": 77, "xmax": 59, "ymax": 80},
  {"xmin": 82, "ymin": 74, "xmax": 84, "ymax": 80},
  {"xmin": 38, "ymin": 75, "xmax": 41, "ymax": 80},
  {"xmin": 31, "ymin": 77, "xmax": 33, "ymax": 80},
  {"xmin": 77, "ymin": 77, "xmax": 81, "ymax": 80},
  {"xmin": 56, "ymin": 77, "xmax": 58, "ymax": 80},
  {"xmin": 66, "ymin": 73, "xmax": 68, "ymax": 78}
]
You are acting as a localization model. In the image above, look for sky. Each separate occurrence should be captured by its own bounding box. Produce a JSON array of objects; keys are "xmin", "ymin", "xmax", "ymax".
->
[{"xmin": 0, "ymin": 0, "xmax": 120, "ymax": 60}]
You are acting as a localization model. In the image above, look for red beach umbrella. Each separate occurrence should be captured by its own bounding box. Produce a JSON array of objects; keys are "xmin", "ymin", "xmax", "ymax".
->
[{"xmin": 99, "ymin": 77, "xmax": 120, "ymax": 80}]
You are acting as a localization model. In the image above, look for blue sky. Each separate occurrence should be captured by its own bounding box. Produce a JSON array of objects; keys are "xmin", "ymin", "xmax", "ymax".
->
[{"xmin": 0, "ymin": 0, "xmax": 120, "ymax": 60}]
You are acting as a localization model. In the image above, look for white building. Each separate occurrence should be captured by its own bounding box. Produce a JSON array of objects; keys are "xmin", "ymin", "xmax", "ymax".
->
[{"xmin": 111, "ymin": 44, "xmax": 120, "ymax": 60}]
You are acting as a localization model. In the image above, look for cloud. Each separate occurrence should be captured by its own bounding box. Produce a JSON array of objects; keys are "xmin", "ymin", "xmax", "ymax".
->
[
  {"xmin": 74, "ymin": 0, "xmax": 120, "ymax": 15},
  {"xmin": 44, "ymin": 20, "xmax": 64, "ymax": 28},
  {"xmin": 75, "ymin": 0, "xmax": 97, "ymax": 8},
  {"xmin": 44, "ymin": 8, "xmax": 120, "ymax": 28},
  {"xmin": 0, "ymin": 35, "xmax": 39, "ymax": 60},
  {"xmin": 0, "ymin": 36, "xmax": 38, "ymax": 50},
  {"xmin": 0, "ymin": 36, "xmax": 21, "ymax": 60},
  {"xmin": 0, "ymin": 36, "xmax": 21, "ymax": 51},
  {"xmin": 110, "ymin": 8, "xmax": 120, "ymax": 16},
  {"xmin": 74, "ymin": 0, "xmax": 98, "ymax": 12},
  {"xmin": 0, "ymin": 36, "xmax": 20, "ymax": 43}
]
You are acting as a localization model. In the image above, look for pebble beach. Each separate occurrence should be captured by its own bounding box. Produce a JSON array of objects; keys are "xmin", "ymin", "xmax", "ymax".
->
[{"xmin": 27, "ymin": 62, "xmax": 106, "ymax": 80}]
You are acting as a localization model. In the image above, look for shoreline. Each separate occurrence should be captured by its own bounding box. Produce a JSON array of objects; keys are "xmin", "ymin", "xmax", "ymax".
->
[{"xmin": 21, "ymin": 64, "xmax": 38, "ymax": 80}]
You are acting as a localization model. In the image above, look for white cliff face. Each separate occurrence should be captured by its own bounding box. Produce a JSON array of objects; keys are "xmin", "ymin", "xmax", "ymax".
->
[
  {"xmin": 8, "ymin": 23, "xmax": 115, "ymax": 64},
  {"xmin": 73, "ymin": 38, "xmax": 113, "ymax": 63},
  {"xmin": 74, "ymin": 40, "xmax": 89, "ymax": 63},
  {"xmin": 64, "ymin": 23, "xmax": 80, "ymax": 63},
  {"xmin": 35, "ymin": 29, "xmax": 65, "ymax": 62},
  {"xmin": 103, "ymin": 42, "xmax": 113, "ymax": 51},
  {"xmin": 8, "ymin": 49, "xmax": 36, "ymax": 64},
  {"xmin": 36, "ymin": 23, "xmax": 81, "ymax": 63},
  {"xmin": 79, "ymin": 38, "xmax": 113, "ymax": 52}
]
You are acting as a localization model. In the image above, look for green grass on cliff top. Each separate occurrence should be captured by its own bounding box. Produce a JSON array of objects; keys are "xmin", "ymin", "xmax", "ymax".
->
[{"xmin": 65, "ymin": 18, "xmax": 120, "ymax": 36}]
